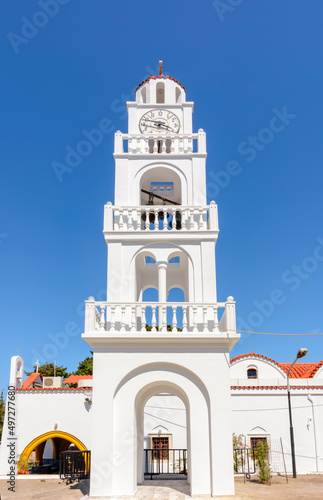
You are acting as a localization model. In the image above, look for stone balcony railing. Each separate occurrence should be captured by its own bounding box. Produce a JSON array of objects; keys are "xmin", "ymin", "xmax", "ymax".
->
[
  {"xmin": 114, "ymin": 129, "xmax": 206, "ymax": 155},
  {"xmin": 104, "ymin": 202, "xmax": 218, "ymax": 232},
  {"xmin": 84, "ymin": 297, "xmax": 236, "ymax": 335}
]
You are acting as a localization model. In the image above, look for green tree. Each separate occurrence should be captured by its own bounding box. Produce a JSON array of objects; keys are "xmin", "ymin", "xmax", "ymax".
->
[
  {"xmin": 254, "ymin": 441, "xmax": 272, "ymax": 483},
  {"xmin": 0, "ymin": 390, "xmax": 5, "ymax": 441},
  {"xmin": 25, "ymin": 363, "xmax": 69, "ymax": 378},
  {"xmin": 74, "ymin": 354, "xmax": 93, "ymax": 375}
]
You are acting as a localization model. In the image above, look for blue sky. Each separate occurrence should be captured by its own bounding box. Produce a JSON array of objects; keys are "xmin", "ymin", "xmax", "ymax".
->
[{"xmin": 1, "ymin": 0, "xmax": 323, "ymax": 389}]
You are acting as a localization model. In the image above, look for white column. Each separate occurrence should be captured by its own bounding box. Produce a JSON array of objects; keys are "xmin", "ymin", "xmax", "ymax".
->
[
  {"xmin": 157, "ymin": 261, "xmax": 168, "ymax": 327},
  {"xmin": 104, "ymin": 202, "xmax": 113, "ymax": 231}
]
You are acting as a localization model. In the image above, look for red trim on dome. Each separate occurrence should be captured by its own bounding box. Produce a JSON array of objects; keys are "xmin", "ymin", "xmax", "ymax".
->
[
  {"xmin": 230, "ymin": 352, "xmax": 323, "ymax": 379},
  {"xmin": 230, "ymin": 352, "xmax": 283, "ymax": 369},
  {"xmin": 136, "ymin": 75, "xmax": 186, "ymax": 93}
]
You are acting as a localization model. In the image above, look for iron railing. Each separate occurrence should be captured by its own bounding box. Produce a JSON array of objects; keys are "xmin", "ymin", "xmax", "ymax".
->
[
  {"xmin": 233, "ymin": 448, "xmax": 255, "ymax": 478},
  {"xmin": 144, "ymin": 448, "xmax": 187, "ymax": 479},
  {"xmin": 59, "ymin": 450, "xmax": 91, "ymax": 483}
]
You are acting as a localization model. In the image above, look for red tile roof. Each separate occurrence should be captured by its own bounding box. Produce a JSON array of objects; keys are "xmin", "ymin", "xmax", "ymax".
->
[
  {"xmin": 16, "ymin": 387, "xmax": 91, "ymax": 391},
  {"xmin": 230, "ymin": 352, "xmax": 323, "ymax": 379},
  {"xmin": 279, "ymin": 363, "xmax": 321, "ymax": 378},
  {"xmin": 22, "ymin": 372, "xmax": 43, "ymax": 389},
  {"xmin": 136, "ymin": 75, "xmax": 186, "ymax": 93},
  {"xmin": 64, "ymin": 375, "xmax": 93, "ymax": 384}
]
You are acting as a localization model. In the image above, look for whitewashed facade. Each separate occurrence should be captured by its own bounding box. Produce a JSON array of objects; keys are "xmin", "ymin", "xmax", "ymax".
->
[{"xmin": 1, "ymin": 352, "xmax": 323, "ymax": 485}]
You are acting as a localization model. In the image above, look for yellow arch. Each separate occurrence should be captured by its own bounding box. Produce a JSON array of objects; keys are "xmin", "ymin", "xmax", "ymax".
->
[{"xmin": 20, "ymin": 431, "xmax": 87, "ymax": 463}]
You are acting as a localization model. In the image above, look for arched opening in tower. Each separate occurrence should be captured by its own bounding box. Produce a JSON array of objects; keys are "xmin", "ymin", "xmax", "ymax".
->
[{"xmin": 143, "ymin": 392, "xmax": 187, "ymax": 478}]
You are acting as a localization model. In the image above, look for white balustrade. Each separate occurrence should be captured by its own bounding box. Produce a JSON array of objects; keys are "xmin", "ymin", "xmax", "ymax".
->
[
  {"xmin": 104, "ymin": 204, "xmax": 218, "ymax": 232},
  {"xmin": 114, "ymin": 131, "xmax": 207, "ymax": 156},
  {"xmin": 84, "ymin": 300, "xmax": 232, "ymax": 334}
]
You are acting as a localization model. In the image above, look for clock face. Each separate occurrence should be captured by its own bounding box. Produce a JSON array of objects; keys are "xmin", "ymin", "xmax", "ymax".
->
[{"xmin": 139, "ymin": 109, "xmax": 180, "ymax": 134}]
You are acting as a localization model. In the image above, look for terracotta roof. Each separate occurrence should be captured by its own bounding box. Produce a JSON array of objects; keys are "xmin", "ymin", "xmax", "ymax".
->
[
  {"xmin": 16, "ymin": 387, "xmax": 91, "ymax": 391},
  {"xmin": 22, "ymin": 372, "xmax": 43, "ymax": 390},
  {"xmin": 230, "ymin": 352, "xmax": 323, "ymax": 379},
  {"xmin": 64, "ymin": 374, "xmax": 93, "ymax": 384},
  {"xmin": 279, "ymin": 363, "xmax": 321, "ymax": 378},
  {"xmin": 136, "ymin": 75, "xmax": 186, "ymax": 93}
]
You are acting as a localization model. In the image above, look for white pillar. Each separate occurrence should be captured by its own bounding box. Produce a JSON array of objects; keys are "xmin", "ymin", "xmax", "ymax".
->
[{"xmin": 157, "ymin": 261, "xmax": 168, "ymax": 327}]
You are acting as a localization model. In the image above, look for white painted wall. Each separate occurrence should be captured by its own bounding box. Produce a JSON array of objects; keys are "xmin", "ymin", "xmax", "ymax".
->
[
  {"xmin": 0, "ymin": 389, "xmax": 92, "ymax": 476},
  {"xmin": 144, "ymin": 394, "xmax": 187, "ymax": 450},
  {"xmin": 231, "ymin": 389, "xmax": 323, "ymax": 474}
]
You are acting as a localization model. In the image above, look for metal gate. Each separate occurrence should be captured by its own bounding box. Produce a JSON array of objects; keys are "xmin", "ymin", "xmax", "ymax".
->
[
  {"xmin": 144, "ymin": 449, "xmax": 187, "ymax": 479},
  {"xmin": 59, "ymin": 450, "xmax": 91, "ymax": 483},
  {"xmin": 233, "ymin": 448, "xmax": 256, "ymax": 478}
]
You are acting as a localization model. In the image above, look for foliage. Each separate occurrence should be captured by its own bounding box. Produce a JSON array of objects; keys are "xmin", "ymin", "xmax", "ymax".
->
[
  {"xmin": 175, "ymin": 457, "xmax": 187, "ymax": 473},
  {"xmin": 25, "ymin": 363, "xmax": 69, "ymax": 378},
  {"xmin": 254, "ymin": 441, "xmax": 272, "ymax": 483},
  {"xmin": 232, "ymin": 433, "xmax": 244, "ymax": 473},
  {"xmin": 16, "ymin": 455, "xmax": 39, "ymax": 474},
  {"xmin": 74, "ymin": 354, "xmax": 93, "ymax": 375},
  {"xmin": 0, "ymin": 390, "xmax": 5, "ymax": 441},
  {"xmin": 146, "ymin": 325, "xmax": 182, "ymax": 332}
]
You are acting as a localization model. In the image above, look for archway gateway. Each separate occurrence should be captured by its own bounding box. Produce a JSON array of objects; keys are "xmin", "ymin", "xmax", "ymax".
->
[
  {"xmin": 143, "ymin": 390, "xmax": 187, "ymax": 480},
  {"xmin": 110, "ymin": 364, "xmax": 212, "ymax": 497},
  {"xmin": 19, "ymin": 431, "xmax": 88, "ymax": 470}
]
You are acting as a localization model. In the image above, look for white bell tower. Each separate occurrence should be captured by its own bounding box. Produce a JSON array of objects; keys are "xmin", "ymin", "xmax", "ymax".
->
[{"xmin": 83, "ymin": 63, "xmax": 240, "ymax": 498}]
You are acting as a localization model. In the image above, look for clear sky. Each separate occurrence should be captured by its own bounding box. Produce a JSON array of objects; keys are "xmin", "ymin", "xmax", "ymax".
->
[{"xmin": 1, "ymin": 0, "xmax": 323, "ymax": 389}]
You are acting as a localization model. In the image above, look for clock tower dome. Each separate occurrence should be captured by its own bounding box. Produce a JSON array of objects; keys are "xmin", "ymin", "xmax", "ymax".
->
[{"xmin": 83, "ymin": 63, "xmax": 239, "ymax": 498}]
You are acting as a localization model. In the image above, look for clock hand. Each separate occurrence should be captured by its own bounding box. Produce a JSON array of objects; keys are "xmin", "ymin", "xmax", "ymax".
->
[
  {"xmin": 142, "ymin": 119, "xmax": 168, "ymax": 127},
  {"xmin": 150, "ymin": 124, "xmax": 173, "ymax": 132},
  {"xmin": 141, "ymin": 119, "xmax": 174, "ymax": 132},
  {"xmin": 154, "ymin": 122, "xmax": 173, "ymax": 130}
]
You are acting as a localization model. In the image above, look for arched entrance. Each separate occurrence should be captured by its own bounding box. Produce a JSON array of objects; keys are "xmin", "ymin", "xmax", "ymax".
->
[
  {"xmin": 111, "ymin": 363, "xmax": 211, "ymax": 497},
  {"xmin": 20, "ymin": 431, "xmax": 87, "ymax": 470},
  {"xmin": 144, "ymin": 392, "xmax": 187, "ymax": 478}
]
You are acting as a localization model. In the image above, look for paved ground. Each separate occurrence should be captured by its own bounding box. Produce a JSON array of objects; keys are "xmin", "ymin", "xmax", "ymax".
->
[{"xmin": 0, "ymin": 475, "xmax": 322, "ymax": 499}]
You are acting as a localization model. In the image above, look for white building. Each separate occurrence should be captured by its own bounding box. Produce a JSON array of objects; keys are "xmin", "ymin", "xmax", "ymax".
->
[
  {"xmin": 1, "ymin": 351, "xmax": 322, "ymax": 485},
  {"xmin": 1, "ymin": 67, "xmax": 322, "ymax": 496}
]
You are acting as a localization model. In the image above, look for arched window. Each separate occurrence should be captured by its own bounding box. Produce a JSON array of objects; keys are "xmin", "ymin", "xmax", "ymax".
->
[
  {"xmin": 141, "ymin": 87, "xmax": 146, "ymax": 103},
  {"xmin": 247, "ymin": 367, "xmax": 258, "ymax": 379},
  {"xmin": 156, "ymin": 82, "xmax": 165, "ymax": 103},
  {"xmin": 175, "ymin": 87, "xmax": 182, "ymax": 104}
]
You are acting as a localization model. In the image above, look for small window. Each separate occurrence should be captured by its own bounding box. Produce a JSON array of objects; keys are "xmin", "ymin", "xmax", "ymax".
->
[
  {"xmin": 169, "ymin": 256, "xmax": 180, "ymax": 263},
  {"xmin": 156, "ymin": 82, "xmax": 165, "ymax": 103},
  {"xmin": 175, "ymin": 87, "xmax": 182, "ymax": 103},
  {"xmin": 152, "ymin": 437, "xmax": 169, "ymax": 460},
  {"xmin": 145, "ymin": 256, "xmax": 156, "ymax": 264},
  {"xmin": 247, "ymin": 368, "xmax": 257, "ymax": 379},
  {"xmin": 141, "ymin": 87, "xmax": 147, "ymax": 103}
]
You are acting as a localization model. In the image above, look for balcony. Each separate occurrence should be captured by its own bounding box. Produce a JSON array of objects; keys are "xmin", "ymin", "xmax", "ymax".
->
[
  {"xmin": 84, "ymin": 297, "xmax": 236, "ymax": 335},
  {"xmin": 104, "ymin": 203, "xmax": 218, "ymax": 233},
  {"xmin": 114, "ymin": 129, "xmax": 206, "ymax": 156}
]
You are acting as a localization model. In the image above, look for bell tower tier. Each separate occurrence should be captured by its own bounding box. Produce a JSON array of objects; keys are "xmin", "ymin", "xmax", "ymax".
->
[{"xmin": 82, "ymin": 64, "xmax": 240, "ymax": 499}]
